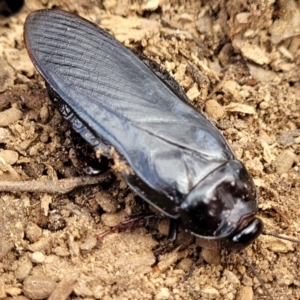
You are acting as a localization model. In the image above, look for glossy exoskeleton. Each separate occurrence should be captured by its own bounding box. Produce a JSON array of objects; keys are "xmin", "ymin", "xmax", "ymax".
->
[{"xmin": 24, "ymin": 9, "xmax": 263, "ymax": 251}]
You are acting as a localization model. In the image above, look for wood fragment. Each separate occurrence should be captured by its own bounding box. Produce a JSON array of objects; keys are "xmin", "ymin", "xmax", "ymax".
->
[
  {"xmin": 0, "ymin": 172, "xmax": 111, "ymax": 194},
  {"xmin": 48, "ymin": 272, "xmax": 78, "ymax": 300}
]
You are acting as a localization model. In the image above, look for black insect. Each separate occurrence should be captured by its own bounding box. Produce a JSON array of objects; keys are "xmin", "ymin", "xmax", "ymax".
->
[{"xmin": 24, "ymin": 9, "xmax": 263, "ymax": 252}]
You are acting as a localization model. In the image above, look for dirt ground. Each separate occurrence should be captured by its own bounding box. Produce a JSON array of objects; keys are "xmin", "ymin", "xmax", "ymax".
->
[{"xmin": 0, "ymin": 0, "xmax": 300, "ymax": 299}]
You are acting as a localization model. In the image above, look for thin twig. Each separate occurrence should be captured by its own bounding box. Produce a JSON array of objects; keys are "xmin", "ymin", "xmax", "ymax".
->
[{"xmin": 0, "ymin": 171, "xmax": 111, "ymax": 194}]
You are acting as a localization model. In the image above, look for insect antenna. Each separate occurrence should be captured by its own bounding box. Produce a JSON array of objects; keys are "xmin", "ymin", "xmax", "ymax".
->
[
  {"xmin": 239, "ymin": 253, "xmax": 274, "ymax": 300},
  {"xmin": 262, "ymin": 231, "xmax": 300, "ymax": 244}
]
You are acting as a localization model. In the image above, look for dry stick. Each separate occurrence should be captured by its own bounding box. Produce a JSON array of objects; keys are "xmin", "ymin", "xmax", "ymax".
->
[
  {"xmin": 48, "ymin": 272, "xmax": 79, "ymax": 300},
  {"xmin": 0, "ymin": 171, "xmax": 111, "ymax": 194}
]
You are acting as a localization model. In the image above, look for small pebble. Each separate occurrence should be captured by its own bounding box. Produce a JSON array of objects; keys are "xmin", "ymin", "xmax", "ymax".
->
[
  {"xmin": 40, "ymin": 105, "xmax": 49, "ymax": 123},
  {"xmin": 242, "ymin": 274, "xmax": 253, "ymax": 287},
  {"xmin": 0, "ymin": 159, "xmax": 21, "ymax": 181},
  {"xmin": 155, "ymin": 287, "xmax": 170, "ymax": 300},
  {"xmin": 233, "ymin": 39, "xmax": 270, "ymax": 65},
  {"xmin": 201, "ymin": 286, "xmax": 220, "ymax": 298},
  {"xmin": 196, "ymin": 15, "xmax": 212, "ymax": 34},
  {"xmin": 176, "ymin": 258, "xmax": 193, "ymax": 272},
  {"xmin": 101, "ymin": 212, "xmax": 124, "ymax": 227},
  {"xmin": 262, "ymin": 235, "xmax": 294, "ymax": 253},
  {"xmin": 275, "ymin": 149, "xmax": 295, "ymax": 174},
  {"xmin": 25, "ymin": 222, "xmax": 42, "ymax": 243},
  {"xmin": 0, "ymin": 150, "xmax": 18, "ymax": 165},
  {"xmin": 5, "ymin": 287, "xmax": 22, "ymax": 296},
  {"xmin": 73, "ymin": 281, "xmax": 94, "ymax": 297},
  {"xmin": 39, "ymin": 131, "xmax": 49, "ymax": 143},
  {"xmin": 278, "ymin": 274, "xmax": 294, "ymax": 286},
  {"xmin": 236, "ymin": 286, "xmax": 253, "ymax": 300},
  {"xmin": 95, "ymin": 191, "xmax": 118, "ymax": 213},
  {"xmin": 259, "ymin": 101, "xmax": 269, "ymax": 109},
  {"xmin": 27, "ymin": 237, "xmax": 53, "ymax": 253},
  {"xmin": 141, "ymin": 0, "xmax": 160, "ymax": 11},
  {"xmin": 30, "ymin": 251, "xmax": 45, "ymax": 263},
  {"xmin": 0, "ymin": 128, "xmax": 12, "ymax": 143},
  {"xmin": 53, "ymin": 246, "xmax": 70, "ymax": 257},
  {"xmin": 223, "ymin": 269, "xmax": 240, "ymax": 285},
  {"xmin": 15, "ymin": 257, "xmax": 32, "ymax": 281},
  {"xmin": 80, "ymin": 235, "xmax": 98, "ymax": 252},
  {"xmin": 186, "ymin": 83, "xmax": 200, "ymax": 101},
  {"xmin": 245, "ymin": 157, "xmax": 264, "ymax": 176},
  {"xmin": 23, "ymin": 275, "xmax": 57, "ymax": 299},
  {"xmin": 236, "ymin": 12, "xmax": 251, "ymax": 24},
  {"xmin": 205, "ymin": 99, "xmax": 224, "ymax": 120},
  {"xmin": 0, "ymin": 107, "xmax": 22, "ymax": 126}
]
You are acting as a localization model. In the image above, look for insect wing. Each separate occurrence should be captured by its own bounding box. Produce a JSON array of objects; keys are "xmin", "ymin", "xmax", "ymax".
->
[{"xmin": 24, "ymin": 10, "xmax": 234, "ymax": 210}]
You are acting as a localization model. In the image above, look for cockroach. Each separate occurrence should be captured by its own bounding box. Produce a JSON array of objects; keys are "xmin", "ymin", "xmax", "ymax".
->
[{"xmin": 24, "ymin": 9, "xmax": 299, "ymax": 296}]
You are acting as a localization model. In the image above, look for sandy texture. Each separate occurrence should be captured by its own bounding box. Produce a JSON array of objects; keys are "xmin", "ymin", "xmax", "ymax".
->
[{"xmin": 0, "ymin": 0, "xmax": 300, "ymax": 299}]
